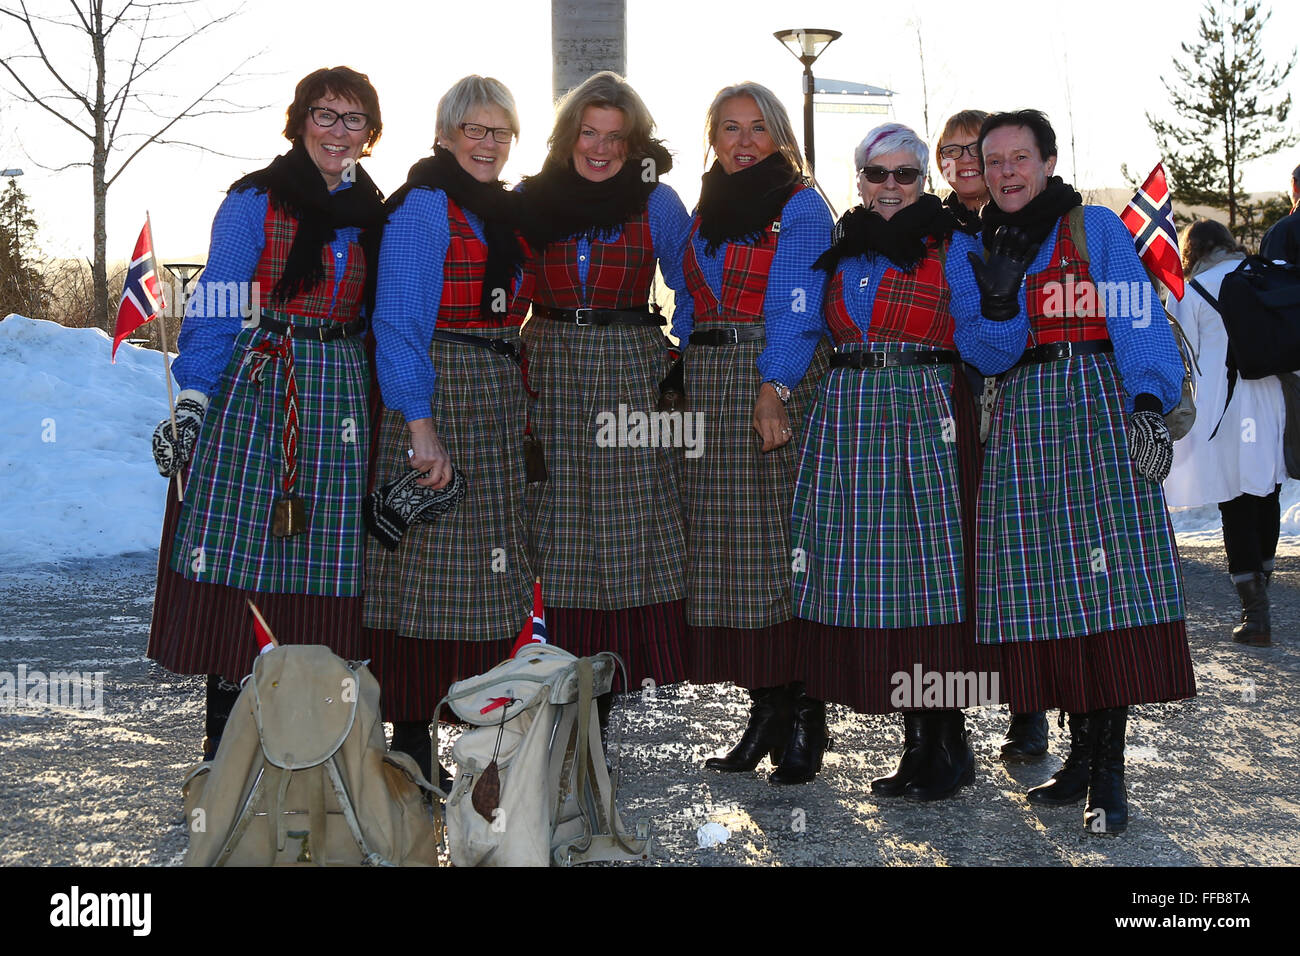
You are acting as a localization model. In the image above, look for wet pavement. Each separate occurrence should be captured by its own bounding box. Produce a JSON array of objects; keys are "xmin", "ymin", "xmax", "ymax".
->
[{"xmin": 1, "ymin": 545, "xmax": 1296, "ymax": 866}]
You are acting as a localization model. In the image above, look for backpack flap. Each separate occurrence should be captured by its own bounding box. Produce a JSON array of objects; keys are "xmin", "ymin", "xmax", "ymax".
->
[
  {"xmin": 252, "ymin": 646, "xmax": 359, "ymax": 769},
  {"xmin": 444, "ymin": 644, "xmax": 578, "ymax": 725},
  {"xmin": 548, "ymin": 651, "xmax": 620, "ymax": 705},
  {"xmin": 1218, "ymin": 256, "xmax": 1300, "ymax": 379}
]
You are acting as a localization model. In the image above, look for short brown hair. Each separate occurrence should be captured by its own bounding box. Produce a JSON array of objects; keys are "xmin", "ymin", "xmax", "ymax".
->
[
  {"xmin": 936, "ymin": 109, "xmax": 989, "ymax": 167},
  {"xmin": 1180, "ymin": 218, "xmax": 1243, "ymax": 272},
  {"xmin": 549, "ymin": 71, "xmax": 659, "ymax": 167},
  {"xmin": 283, "ymin": 66, "xmax": 383, "ymax": 155}
]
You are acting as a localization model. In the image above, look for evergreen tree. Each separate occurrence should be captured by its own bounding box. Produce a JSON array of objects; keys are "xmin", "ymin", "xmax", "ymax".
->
[
  {"xmin": 1146, "ymin": 0, "xmax": 1296, "ymax": 231},
  {"xmin": 0, "ymin": 177, "xmax": 47, "ymax": 319}
]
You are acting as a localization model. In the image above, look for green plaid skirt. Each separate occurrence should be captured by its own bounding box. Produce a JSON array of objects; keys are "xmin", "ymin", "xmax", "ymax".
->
[
  {"xmin": 791, "ymin": 354, "xmax": 965, "ymax": 628},
  {"xmin": 169, "ymin": 316, "xmax": 369, "ymax": 595},
  {"xmin": 682, "ymin": 323, "xmax": 829, "ymax": 629},
  {"xmin": 364, "ymin": 328, "xmax": 534, "ymax": 642},
  {"xmin": 520, "ymin": 318, "xmax": 686, "ymax": 609},
  {"xmin": 978, "ymin": 353, "xmax": 1185, "ymax": 643}
]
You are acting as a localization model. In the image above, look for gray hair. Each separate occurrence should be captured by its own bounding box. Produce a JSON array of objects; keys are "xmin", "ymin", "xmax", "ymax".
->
[
  {"xmin": 855, "ymin": 122, "xmax": 928, "ymax": 172},
  {"xmin": 435, "ymin": 75, "xmax": 519, "ymax": 144},
  {"xmin": 704, "ymin": 81, "xmax": 807, "ymax": 178}
]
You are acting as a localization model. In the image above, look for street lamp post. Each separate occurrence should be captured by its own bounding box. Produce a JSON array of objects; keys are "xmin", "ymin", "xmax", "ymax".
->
[{"xmin": 772, "ymin": 29, "xmax": 841, "ymax": 174}]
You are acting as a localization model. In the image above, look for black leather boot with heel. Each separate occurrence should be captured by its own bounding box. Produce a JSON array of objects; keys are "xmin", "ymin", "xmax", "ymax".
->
[
  {"xmin": 903, "ymin": 710, "xmax": 974, "ymax": 801},
  {"xmin": 870, "ymin": 712, "xmax": 931, "ymax": 797},
  {"xmin": 1026, "ymin": 710, "xmax": 1093, "ymax": 805},
  {"xmin": 1084, "ymin": 706, "xmax": 1129, "ymax": 835},
  {"xmin": 705, "ymin": 685, "xmax": 795, "ymax": 772},
  {"xmin": 769, "ymin": 688, "xmax": 832, "ymax": 785}
]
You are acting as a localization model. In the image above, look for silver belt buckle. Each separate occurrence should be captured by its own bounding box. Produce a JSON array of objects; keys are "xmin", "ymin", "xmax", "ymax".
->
[
  {"xmin": 722, "ymin": 326, "xmax": 739, "ymax": 344},
  {"xmin": 574, "ymin": 308, "xmax": 594, "ymax": 326}
]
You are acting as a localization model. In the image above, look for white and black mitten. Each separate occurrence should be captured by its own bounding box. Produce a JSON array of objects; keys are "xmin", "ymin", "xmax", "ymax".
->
[
  {"xmin": 152, "ymin": 389, "xmax": 208, "ymax": 477},
  {"xmin": 362, "ymin": 465, "xmax": 468, "ymax": 551},
  {"xmin": 1127, "ymin": 405, "xmax": 1173, "ymax": 483}
]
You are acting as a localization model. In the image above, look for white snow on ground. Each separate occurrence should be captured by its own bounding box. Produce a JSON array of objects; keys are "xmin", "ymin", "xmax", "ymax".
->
[
  {"xmin": 1, "ymin": 315, "xmax": 171, "ymax": 567},
  {"xmin": 3, "ymin": 313, "xmax": 1300, "ymax": 568}
]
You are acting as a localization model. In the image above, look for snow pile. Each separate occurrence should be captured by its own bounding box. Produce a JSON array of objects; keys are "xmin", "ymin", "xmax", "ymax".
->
[
  {"xmin": 1168, "ymin": 484, "xmax": 1300, "ymax": 547},
  {"xmin": 1, "ymin": 315, "xmax": 171, "ymax": 567}
]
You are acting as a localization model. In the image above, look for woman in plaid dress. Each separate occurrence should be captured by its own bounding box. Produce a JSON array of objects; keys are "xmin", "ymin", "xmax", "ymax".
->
[
  {"xmin": 949, "ymin": 110, "xmax": 1195, "ymax": 834},
  {"xmin": 517, "ymin": 72, "xmax": 691, "ymax": 691},
  {"xmin": 148, "ymin": 67, "xmax": 387, "ymax": 759},
  {"xmin": 364, "ymin": 76, "xmax": 535, "ymax": 784},
  {"xmin": 680, "ymin": 83, "xmax": 833, "ymax": 785},
  {"xmin": 791, "ymin": 122, "xmax": 998, "ymax": 802}
]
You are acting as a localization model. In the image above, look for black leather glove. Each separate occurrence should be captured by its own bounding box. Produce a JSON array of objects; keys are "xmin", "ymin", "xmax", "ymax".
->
[
  {"xmin": 967, "ymin": 226, "xmax": 1040, "ymax": 321},
  {"xmin": 1127, "ymin": 409, "xmax": 1173, "ymax": 483},
  {"xmin": 657, "ymin": 355, "xmax": 685, "ymax": 412},
  {"xmin": 151, "ymin": 389, "xmax": 208, "ymax": 477}
]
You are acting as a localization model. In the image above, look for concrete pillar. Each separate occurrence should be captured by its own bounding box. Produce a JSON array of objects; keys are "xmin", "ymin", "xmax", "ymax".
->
[{"xmin": 551, "ymin": 0, "xmax": 626, "ymax": 102}]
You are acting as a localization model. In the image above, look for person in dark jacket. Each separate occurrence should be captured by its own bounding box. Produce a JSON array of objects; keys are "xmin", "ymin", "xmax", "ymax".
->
[{"xmin": 1260, "ymin": 164, "xmax": 1300, "ymax": 263}]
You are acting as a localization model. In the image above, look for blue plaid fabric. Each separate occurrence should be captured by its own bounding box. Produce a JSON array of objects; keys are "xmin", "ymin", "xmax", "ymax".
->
[
  {"xmin": 172, "ymin": 184, "xmax": 362, "ymax": 397},
  {"xmin": 372, "ymin": 187, "xmax": 491, "ymax": 424},
  {"xmin": 671, "ymin": 187, "xmax": 831, "ymax": 385},
  {"xmin": 947, "ymin": 205, "xmax": 1184, "ymax": 411}
]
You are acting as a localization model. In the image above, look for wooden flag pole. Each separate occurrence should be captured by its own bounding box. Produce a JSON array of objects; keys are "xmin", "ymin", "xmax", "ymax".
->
[{"xmin": 148, "ymin": 211, "xmax": 185, "ymax": 503}]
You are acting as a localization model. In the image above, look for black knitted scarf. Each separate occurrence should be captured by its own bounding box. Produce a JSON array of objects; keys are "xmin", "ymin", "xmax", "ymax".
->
[
  {"xmin": 814, "ymin": 193, "xmax": 957, "ymax": 274},
  {"xmin": 981, "ymin": 176, "xmax": 1082, "ymax": 252},
  {"xmin": 696, "ymin": 153, "xmax": 801, "ymax": 256}
]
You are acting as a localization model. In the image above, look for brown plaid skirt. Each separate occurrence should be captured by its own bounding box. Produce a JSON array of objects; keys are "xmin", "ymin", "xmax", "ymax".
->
[
  {"xmin": 364, "ymin": 328, "xmax": 533, "ymax": 643},
  {"xmin": 520, "ymin": 318, "xmax": 685, "ymax": 609}
]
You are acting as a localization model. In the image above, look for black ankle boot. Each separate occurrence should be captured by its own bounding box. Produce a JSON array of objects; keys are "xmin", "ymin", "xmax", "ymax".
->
[
  {"xmin": 871, "ymin": 712, "xmax": 931, "ymax": 797},
  {"xmin": 1084, "ymin": 706, "xmax": 1128, "ymax": 835},
  {"xmin": 203, "ymin": 675, "xmax": 242, "ymax": 760},
  {"xmin": 769, "ymin": 691, "xmax": 832, "ymax": 785},
  {"xmin": 1027, "ymin": 711, "xmax": 1093, "ymax": 805},
  {"xmin": 705, "ymin": 685, "xmax": 794, "ymax": 772},
  {"xmin": 1233, "ymin": 573, "xmax": 1272, "ymax": 646},
  {"xmin": 999, "ymin": 710, "xmax": 1049, "ymax": 762},
  {"xmin": 390, "ymin": 720, "xmax": 452, "ymax": 791},
  {"xmin": 903, "ymin": 710, "xmax": 974, "ymax": 801}
]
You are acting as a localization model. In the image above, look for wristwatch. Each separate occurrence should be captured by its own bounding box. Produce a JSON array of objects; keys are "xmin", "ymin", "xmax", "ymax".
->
[{"xmin": 766, "ymin": 380, "xmax": 792, "ymax": 404}]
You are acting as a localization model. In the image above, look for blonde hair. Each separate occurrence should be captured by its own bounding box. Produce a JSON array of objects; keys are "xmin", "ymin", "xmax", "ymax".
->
[
  {"xmin": 435, "ymin": 75, "xmax": 519, "ymax": 144},
  {"xmin": 704, "ymin": 81, "xmax": 806, "ymax": 180},
  {"xmin": 549, "ymin": 71, "xmax": 660, "ymax": 164}
]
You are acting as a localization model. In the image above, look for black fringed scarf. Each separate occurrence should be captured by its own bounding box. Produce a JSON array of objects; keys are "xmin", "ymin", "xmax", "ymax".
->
[
  {"xmin": 696, "ymin": 153, "xmax": 801, "ymax": 256},
  {"xmin": 814, "ymin": 193, "xmax": 957, "ymax": 275},
  {"xmin": 387, "ymin": 147, "xmax": 526, "ymax": 319},
  {"xmin": 519, "ymin": 141, "xmax": 674, "ymax": 248},
  {"xmin": 943, "ymin": 191, "xmax": 984, "ymax": 235},
  {"xmin": 229, "ymin": 142, "xmax": 386, "ymax": 310},
  {"xmin": 981, "ymin": 176, "xmax": 1083, "ymax": 253}
]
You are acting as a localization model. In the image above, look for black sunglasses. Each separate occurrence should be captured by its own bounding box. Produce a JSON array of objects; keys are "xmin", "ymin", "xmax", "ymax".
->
[{"xmin": 860, "ymin": 165, "xmax": 922, "ymax": 185}]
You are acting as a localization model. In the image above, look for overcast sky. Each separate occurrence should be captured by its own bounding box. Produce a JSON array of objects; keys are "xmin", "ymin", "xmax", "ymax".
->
[{"xmin": 2, "ymin": 0, "xmax": 1298, "ymax": 265}]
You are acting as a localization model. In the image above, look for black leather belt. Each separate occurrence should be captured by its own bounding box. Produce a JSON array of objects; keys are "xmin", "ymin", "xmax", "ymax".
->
[
  {"xmin": 533, "ymin": 304, "xmax": 662, "ymax": 327},
  {"xmin": 431, "ymin": 328, "xmax": 521, "ymax": 363},
  {"xmin": 256, "ymin": 311, "xmax": 366, "ymax": 342},
  {"xmin": 1015, "ymin": 339, "xmax": 1113, "ymax": 368},
  {"xmin": 690, "ymin": 325, "xmax": 765, "ymax": 346},
  {"xmin": 830, "ymin": 349, "xmax": 959, "ymax": 370}
]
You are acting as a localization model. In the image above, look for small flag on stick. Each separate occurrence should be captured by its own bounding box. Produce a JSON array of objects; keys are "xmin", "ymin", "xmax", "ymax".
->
[
  {"xmin": 1121, "ymin": 163, "xmax": 1185, "ymax": 301},
  {"xmin": 112, "ymin": 218, "xmax": 166, "ymax": 361},
  {"xmin": 510, "ymin": 577, "xmax": 549, "ymax": 657},
  {"xmin": 247, "ymin": 599, "xmax": 280, "ymax": 656}
]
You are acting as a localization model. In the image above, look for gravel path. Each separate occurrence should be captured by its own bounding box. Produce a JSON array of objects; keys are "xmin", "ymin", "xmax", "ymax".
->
[{"xmin": 1, "ymin": 545, "xmax": 1296, "ymax": 866}]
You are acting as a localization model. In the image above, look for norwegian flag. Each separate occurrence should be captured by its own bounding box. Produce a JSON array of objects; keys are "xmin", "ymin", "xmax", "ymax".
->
[
  {"xmin": 510, "ymin": 578, "xmax": 549, "ymax": 657},
  {"xmin": 112, "ymin": 218, "xmax": 167, "ymax": 360},
  {"xmin": 1120, "ymin": 163, "xmax": 1185, "ymax": 301}
]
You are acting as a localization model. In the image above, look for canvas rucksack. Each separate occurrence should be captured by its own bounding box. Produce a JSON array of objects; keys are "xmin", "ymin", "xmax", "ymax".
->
[
  {"xmin": 182, "ymin": 644, "xmax": 440, "ymax": 866},
  {"xmin": 437, "ymin": 643, "xmax": 651, "ymax": 867}
]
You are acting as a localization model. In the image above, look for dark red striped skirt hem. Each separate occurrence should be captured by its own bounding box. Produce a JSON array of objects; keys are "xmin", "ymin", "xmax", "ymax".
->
[
  {"xmin": 689, "ymin": 620, "xmax": 802, "ymax": 690},
  {"xmin": 994, "ymin": 620, "xmax": 1196, "ymax": 712},
  {"xmin": 364, "ymin": 629, "xmax": 515, "ymax": 722},
  {"xmin": 795, "ymin": 620, "xmax": 1004, "ymax": 714},
  {"xmin": 544, "ymin": 600, "xmax": 688, "ymax": 689}
]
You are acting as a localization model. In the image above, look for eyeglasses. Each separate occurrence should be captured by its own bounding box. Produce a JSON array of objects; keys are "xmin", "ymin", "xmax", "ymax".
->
[
  {"xmin": 459, "ymin": 123, "xmax": 515, "ymax": 144},
  {"xmin": 859, "ymin": 165, "xmax": 921, "ymax": 185},
  {"xmin": 938, "ymin": 142, "xmax": 980, "ymax": 161},
  {"xmin": 579, "ymin": 127, "xmax": 625, "ymax": 149},
  {"xmin": 307, "ymin": 107, "xmax": 369, "ymax": 132}
]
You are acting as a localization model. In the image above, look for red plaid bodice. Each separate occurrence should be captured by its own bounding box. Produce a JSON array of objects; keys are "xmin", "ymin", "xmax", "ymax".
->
[
  {"xmin": 1024, "ymin": 212, "xmax": 1109, "ymax": 343},
  {"xmin": 824, "ymin": 241, "xmax": 953, "ymax": 348},
  {"xmin": 530, "ymin": 210, "xmax": 656, "ymax": 309},
  {"xmin": 682, "ymin": 185, "xmax": 805, "ymax": 322},
  {"xmin": 252, "ymin": 200, "xmax": 366, "ymax": 321},
  {"xmin": 437, "ymin": 198, "xmax": 530, "ymax": 329}
]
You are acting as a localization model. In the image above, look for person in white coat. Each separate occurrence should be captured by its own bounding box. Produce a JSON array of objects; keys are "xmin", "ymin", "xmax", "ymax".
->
[{"xmin": 1165, "ymin": 218, "xmax": 1286, "ymax": 646}]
